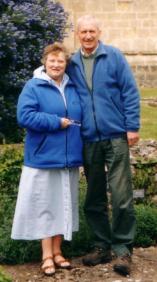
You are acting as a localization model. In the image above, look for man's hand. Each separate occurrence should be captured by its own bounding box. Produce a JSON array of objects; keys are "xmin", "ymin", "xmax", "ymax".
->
[
  {"xmin": 127, "ymin": 131, "xmax": 139, "ymax": 146},
  {"xmin": 61, "ymin": 118, "xmax": 72, "ymax": 129}
]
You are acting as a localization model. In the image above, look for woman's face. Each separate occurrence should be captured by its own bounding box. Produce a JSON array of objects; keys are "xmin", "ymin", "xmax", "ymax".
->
[{"xmin": 45, "ymin": 51, "xmax": 67, "ymax": 83}]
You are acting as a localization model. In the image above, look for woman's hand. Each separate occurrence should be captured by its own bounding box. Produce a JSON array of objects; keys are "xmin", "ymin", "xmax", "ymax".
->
[{"xmin": 61, "ymin": 118, "xmax": 72, "ymax": 128}]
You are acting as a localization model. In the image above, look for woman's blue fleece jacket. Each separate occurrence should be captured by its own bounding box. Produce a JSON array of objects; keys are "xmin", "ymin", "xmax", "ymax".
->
[
  {"xmin": 67, "ymin": 41, "xmax": 140, "ymax": 142},
  {"xmin": 17, "ymin": 76, "xmax": 83, "ymax": 168}
]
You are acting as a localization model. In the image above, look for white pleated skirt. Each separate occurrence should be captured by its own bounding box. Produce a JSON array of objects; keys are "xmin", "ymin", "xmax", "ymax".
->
[{"xmin": 11, "ymin": 166, "xmax": 79, "ymax": 241}]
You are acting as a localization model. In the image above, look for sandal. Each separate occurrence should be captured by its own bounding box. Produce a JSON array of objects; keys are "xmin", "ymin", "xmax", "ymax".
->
[
  {"xmin": 41, "ymin": 256, "xmax": 55, "ymax": 276},
  {"xmin": 53, "ymin": 252, "xmax": 72, "ymax": 270}
]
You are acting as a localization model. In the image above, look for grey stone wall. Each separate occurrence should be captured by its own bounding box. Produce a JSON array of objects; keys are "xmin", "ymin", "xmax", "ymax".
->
[
  {"xmin": 127, "ymin": 54, "xmax": 157, "ymax": 88},
  {"xmin": 59, "ymin": 0, "xmax": 157, "ymax": 88}
]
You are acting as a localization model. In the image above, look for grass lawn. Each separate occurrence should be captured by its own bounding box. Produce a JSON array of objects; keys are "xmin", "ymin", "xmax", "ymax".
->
[
  {"xmin": 140, "ymin": 88, "xmax": 157, "ymax": 140},
  {"xmin": 140, "ymin": 88, "xmax": 157, "ymax": 99}
]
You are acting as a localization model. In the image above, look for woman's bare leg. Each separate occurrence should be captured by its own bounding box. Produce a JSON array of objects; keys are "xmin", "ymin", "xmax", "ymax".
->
[
  {"xmin": 41, "ymin": 237, "xmax": 55, "ymax": 275},
  {"xmin": 53, "ymin": 235, "xmax": 71, "ymax": 268}
]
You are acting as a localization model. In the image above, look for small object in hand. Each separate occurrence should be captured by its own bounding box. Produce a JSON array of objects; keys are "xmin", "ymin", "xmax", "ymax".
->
[{"xmin": 70, "ymin": 119, "xmax": 81, "ymax": 126}]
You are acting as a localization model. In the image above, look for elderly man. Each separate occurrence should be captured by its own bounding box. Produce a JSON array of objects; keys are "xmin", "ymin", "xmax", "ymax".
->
[{"xmin": 67, "ymin": 15, "xmax": 140, "ymax": 276}]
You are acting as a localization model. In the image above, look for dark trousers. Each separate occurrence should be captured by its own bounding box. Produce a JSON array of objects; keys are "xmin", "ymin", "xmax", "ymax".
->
[{"xmin": 83, "ymin": 137, "xmax": 136, "ymax": 256}]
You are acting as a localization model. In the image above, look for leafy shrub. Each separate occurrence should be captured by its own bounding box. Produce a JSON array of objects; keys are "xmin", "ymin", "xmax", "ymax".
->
[
  {"xmin": 135, "ymin": 204, "xmax": 157, "ymax": 246},
  {"xmin": 0, "ymin": 145, "xmax": 23, "ymax": 195},
  {"xmin": 0, "ymin": 267, "xmax": 11, "ymax": 282},
  {"xmin": 0, "ymin": 0, "xmax": 71, "ymax": 143},
  {"xmin": 0, "ymin": 146, "xmax": 157, "ymax": 263},
  {"xmin": 132, "ymin": 161, "xmax": 157, "ymax": 196}
]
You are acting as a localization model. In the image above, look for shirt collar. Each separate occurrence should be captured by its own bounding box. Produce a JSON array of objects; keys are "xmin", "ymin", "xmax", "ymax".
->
[
  {"xmin": 81, "ymin": 43, "xmax": 99, "ymax": 58},
  {"xmin": 49, "ymin": 73, "xmax": 69, "ymax": 92}
]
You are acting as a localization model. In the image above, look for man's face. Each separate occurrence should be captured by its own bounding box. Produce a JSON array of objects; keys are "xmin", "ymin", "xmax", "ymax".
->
[{"xmin": 77, "ymin": 21, "xmax": 101, "ymax": 54}]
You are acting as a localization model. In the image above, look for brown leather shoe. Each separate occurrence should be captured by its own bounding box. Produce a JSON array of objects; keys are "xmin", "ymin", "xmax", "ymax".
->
[
  {"xmin": 113, "ymin": 254, "xmax": 131, "ymax": 276},
  {"xmin": 82, "ymin": 247, "xmax": 112, "ymax": 266}
]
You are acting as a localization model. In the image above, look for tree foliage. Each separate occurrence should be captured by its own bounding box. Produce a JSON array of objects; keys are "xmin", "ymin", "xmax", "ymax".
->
[{"xmin": 0, "ymin": 0, "xmax": 70, "ymax": 143}]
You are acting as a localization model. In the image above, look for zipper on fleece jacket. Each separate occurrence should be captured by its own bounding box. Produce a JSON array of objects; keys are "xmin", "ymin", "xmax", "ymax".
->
[
  {"xmin": 78, "ymin": 60, "xmax": 101, "ymax": 141},
  {"xmin": 90, "ymin": 90, "xmax": 101, "ymax": 141},
  {"xmin": 65, "ymin": 108, "xmax": 68, "ymax": 167},
  {"xmin": 54, "ymin": 85, "xmax": 68, "ymax": 167},
  {"xmin": 90, "ymin": 60, "xmax": 101, "ymax": 141}
]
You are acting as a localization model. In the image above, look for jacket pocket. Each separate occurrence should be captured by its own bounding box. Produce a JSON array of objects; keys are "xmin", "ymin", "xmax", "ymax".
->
[
  {"xmin": 34, "ymin": 135, "xmax": 47, "ymax": 155},
  {"xmin": 110, "ymin": 96, "xmax": 123, "ymax": 118}
]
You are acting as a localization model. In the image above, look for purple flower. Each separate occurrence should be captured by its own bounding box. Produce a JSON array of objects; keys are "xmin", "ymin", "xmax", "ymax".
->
[{"xmin": 0, "ymin": 0, "xmax": 71, "ymax": 143}]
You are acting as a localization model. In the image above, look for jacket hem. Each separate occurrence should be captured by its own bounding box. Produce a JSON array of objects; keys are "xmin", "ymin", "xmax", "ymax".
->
[
  {"xmin": 83, "ymin": 132, "xmax": 127, "ymax": 142},
  {"xmin": 23, "ymin": 162, "xmax": 82, "ymax": 169}
]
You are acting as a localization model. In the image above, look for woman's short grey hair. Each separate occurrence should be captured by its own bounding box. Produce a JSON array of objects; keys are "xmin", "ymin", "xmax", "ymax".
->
[{"xmin": 76, "ymin": 15, "xmax": 101, "ymax": 31}]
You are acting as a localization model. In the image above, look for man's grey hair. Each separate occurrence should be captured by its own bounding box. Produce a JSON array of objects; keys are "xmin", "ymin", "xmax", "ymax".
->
[{"xmin": 76, "ymin": 15, "xmax": 101, "ymax": 31}]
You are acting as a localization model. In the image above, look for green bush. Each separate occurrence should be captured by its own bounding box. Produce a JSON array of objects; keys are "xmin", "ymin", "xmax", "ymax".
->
[
  {"xmin": 0, "ymin": 145, "xmax": 23, "ymax": 195},
  {"xmin": 0, "ymin": 267, "xmax": 12, "ymax": 282},
  {"xmin": 132, "ymin": 161, "xmax": 157, "ymax": 201},
  {"xmin": 0, "ymin": 145, "xmax": 157, "ymax": 264},
  {"xmin": 135, "ymin": 204, "xmax": 157, "ymax": 246}
]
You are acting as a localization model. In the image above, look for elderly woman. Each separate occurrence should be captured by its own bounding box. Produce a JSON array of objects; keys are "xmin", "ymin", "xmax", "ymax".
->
[{"xmin": 11, "ymin": 42, "xmax": 82, "ymax": 276}]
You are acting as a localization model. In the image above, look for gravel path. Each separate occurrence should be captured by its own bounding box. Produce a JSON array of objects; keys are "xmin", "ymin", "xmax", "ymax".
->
[{"xmin": 2, "ymin": 246, "xmax": 157, "ymax": 282}]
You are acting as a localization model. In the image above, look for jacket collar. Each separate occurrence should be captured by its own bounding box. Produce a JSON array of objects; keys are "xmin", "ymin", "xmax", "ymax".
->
[
  {"xmin": 34, "ymin": 77, "xmax": 75, "ymax": 88},
  {"xmin": 71, "ymin": 41, "xmax": 107, "ymax": 65},
  {"xmin": 33, "ymin": 66, "xmax": 74, "ymax": 87}
]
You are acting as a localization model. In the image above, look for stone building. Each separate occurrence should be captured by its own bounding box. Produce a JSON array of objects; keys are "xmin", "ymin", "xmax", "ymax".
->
[{"xmin": 59, "ymin": 0, "xmax": 157, "ymax": 88}]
